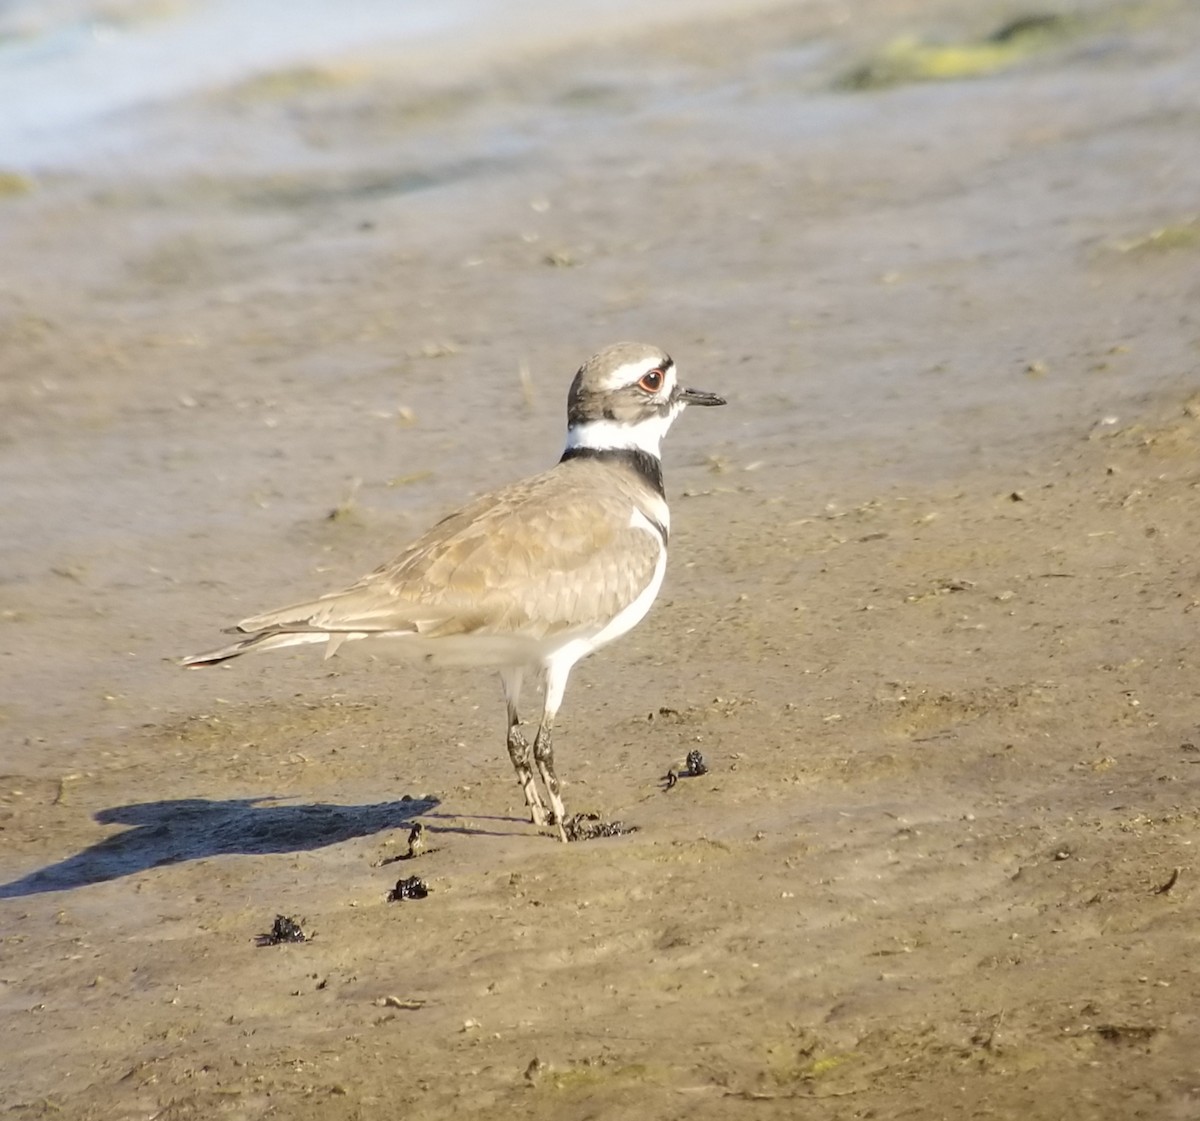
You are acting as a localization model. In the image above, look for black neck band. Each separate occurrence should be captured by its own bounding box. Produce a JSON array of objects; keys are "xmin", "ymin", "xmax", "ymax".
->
[{"xmin": 560, "ymin": 445, "xmax": 665, "ymax": 499}]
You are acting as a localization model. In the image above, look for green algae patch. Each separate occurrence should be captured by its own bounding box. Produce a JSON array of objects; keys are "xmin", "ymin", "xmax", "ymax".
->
[
  {"xmin": 840, "ymin": 13, "xmax": 1077, "ymax": 89},
  {"xmin": 549, "ymin": 1061, "xmax": 652, "ymax": 1091},
  {"xmin": 806, "ymin": 1054, "xmax": 853, "ymax": 1078},
  {"xmin": 0, "ymin": 171, "xmax": 36, "ymax": 198},
  {"xmin": 1110, "ymin": 219, "xmax": 1200, "ymax": 254},
  {"xmin": 750, "ymin": 1038, "xmax": 866, "ymax": 1096},
  {"xmin": 229, "ymin": 63, "xmax": 369, "ymax": 101}
]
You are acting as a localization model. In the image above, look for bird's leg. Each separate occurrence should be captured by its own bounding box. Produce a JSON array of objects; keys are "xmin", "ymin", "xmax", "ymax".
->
[
  {"xmin": 534, "ymin": 658, "xmax": 573, "ymax": 843},
  {"xmin": 500, "ymin": 668, "xmax": 547, "ymax": 826},
  {"xmin": 533, "ymin": 720, "xmax": 567, "ymax": 843},
  {"xmin": 508, "ymin": 722, "xmax": 547, "ymax": 826}
]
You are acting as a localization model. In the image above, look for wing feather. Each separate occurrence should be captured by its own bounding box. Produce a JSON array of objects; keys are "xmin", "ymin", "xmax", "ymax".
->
[{"xmin": 235, "ymin": 459, "xmax": 664, "ymax": 641}]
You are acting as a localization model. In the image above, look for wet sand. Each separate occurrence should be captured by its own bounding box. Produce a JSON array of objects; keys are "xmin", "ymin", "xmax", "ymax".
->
[{"xmin": 3, "ymin": 1, "xmax": 1200, "ymax": 1117}]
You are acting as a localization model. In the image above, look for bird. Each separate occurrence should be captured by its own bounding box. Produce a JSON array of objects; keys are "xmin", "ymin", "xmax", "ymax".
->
[{"xmin": 182, "ymin": 341, "xmax": 726, "ymax": 841}]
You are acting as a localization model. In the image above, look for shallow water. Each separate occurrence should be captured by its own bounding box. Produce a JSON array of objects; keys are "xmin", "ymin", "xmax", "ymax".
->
[{"xmin": 0, "ymin": 0, "xmax": 792, "ymax": 168}]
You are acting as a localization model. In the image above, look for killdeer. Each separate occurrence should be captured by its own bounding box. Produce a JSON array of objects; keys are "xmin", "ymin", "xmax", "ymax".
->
[{"xmin": 182, "ymin": 342, "xmax": 725, "ymax": 841}]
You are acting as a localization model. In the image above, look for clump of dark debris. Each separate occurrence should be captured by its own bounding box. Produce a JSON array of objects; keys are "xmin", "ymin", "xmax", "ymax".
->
[
  {"xmin": 563, "ymin": 813, "xmax": 638, "ymax": 842},
  {"xmin": 403, "ymin": 822, "xmax": 426, "ymax": 858},
  {"xmin": 388, "ymin": 875, "xmax": 430, "ymax": 901},
  {"xmin": 256, "ymin": 914, "xmax": 310, "ymax": 946},
  {"xmin": 663, "ymin": 749, "xmax": 710, "ymax": 789}
]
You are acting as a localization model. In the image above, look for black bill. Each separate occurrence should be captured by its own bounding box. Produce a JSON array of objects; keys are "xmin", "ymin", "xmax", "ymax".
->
[{"xmin": 678, "ymin": 387, "xmax": 727, "ymax": 406}]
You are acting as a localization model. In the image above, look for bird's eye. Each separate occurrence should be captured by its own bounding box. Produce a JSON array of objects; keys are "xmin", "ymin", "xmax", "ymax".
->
[{"xmin": 638, "ymin": 369, "xmax": 665, "ymax": 393}]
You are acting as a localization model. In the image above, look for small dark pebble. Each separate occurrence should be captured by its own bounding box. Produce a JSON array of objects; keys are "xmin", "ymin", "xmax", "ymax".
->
[
  {"xmin": 256, "ymin": 914, "xmax": 309, "ymax": 946},
  {"xmin": 1095, "ymin": 1023, "xmax": 1160, "ymax": 1043},
  {"xmin": 388, "ymin": 876, "xmax": 430, "ymax": 902},
  {"xmin": 377, "ymin": 823, "xmax": 435, "ymax": 866},
  {"xmin": 1153, "ymin": 867, "xmax": 1180, "ymax": 896},
  {"xmin": 685, "ymin": 749, "xmax": 708, "ymax": 777},
  {"xmin": 524, "ymin": 1056, "xmax": 546, "ymax": 1083},
  {"xmin": 563, "ymin": 813, "xmax": 638, "ymax": 842}
]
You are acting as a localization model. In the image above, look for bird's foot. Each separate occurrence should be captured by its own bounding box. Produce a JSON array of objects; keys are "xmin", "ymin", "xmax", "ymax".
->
[{"xmin": 541, "ymin": 808, "xmax": 569, "ymax": 843}]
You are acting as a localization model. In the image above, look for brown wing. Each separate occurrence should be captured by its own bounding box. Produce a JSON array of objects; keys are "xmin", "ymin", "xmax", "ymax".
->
[{"xmin": 236, "ymin": 459, "xmax": 664, "ymax": 640}]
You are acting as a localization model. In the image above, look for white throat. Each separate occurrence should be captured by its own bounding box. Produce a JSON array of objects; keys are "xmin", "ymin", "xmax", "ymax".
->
[{"xmin": 564, "ymin": 405, "xmax": 682, "ymax": 459}]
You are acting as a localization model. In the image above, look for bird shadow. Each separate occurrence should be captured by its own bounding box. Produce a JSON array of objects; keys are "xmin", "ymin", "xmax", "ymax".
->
[{"xmin": 0, "ymin": 794, "xmax": 438, "ymax": 899}]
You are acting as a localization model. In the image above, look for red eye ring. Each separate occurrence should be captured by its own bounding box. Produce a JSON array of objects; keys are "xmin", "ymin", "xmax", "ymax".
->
[{"xmin": 638, "ymin": 368, "xmax": 665, "ymax": 393}]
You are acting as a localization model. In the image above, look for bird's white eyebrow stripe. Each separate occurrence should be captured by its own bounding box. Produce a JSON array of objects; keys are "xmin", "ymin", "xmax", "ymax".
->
[{"xmin": 599, "ymin": 356, "xmax": 674, "ymax": 389}]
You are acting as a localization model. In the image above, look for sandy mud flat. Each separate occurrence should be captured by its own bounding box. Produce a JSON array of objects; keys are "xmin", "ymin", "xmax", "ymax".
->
[{"xmin": 2, "ymin": 1, "xmax": 1199, "ymax": 1117}]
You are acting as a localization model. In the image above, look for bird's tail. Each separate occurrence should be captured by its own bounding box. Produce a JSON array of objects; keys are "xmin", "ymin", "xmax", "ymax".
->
[{"xmin": 179, "ymin": 630, "xmax": 331, "ymax": 667}]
